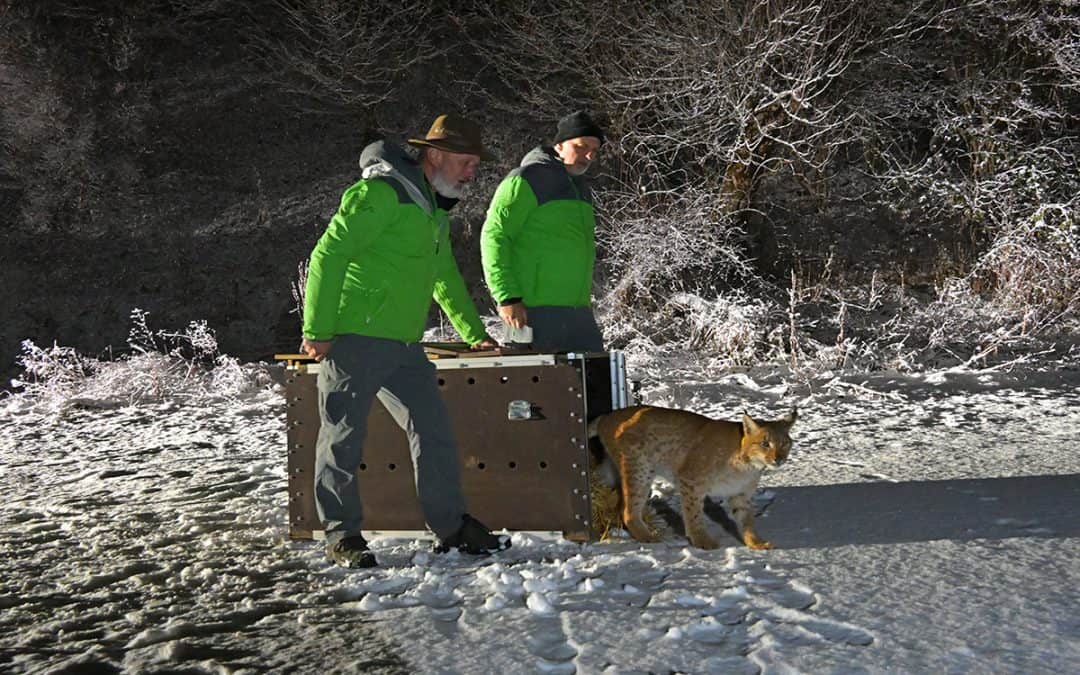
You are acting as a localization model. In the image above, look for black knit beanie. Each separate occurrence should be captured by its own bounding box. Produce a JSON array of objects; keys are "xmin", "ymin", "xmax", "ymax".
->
[{"xmin": 553, "ymin": 111, "xmax": 605, "ymax": 146}]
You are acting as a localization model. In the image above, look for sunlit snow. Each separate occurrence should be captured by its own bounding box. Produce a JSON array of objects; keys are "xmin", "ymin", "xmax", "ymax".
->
[{"xmin": 2, "ymin": 325, "xmax": 1079, "ymax": 673}]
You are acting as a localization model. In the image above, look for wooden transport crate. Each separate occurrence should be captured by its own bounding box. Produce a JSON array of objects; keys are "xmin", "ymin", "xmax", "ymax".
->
[{"xmin": 280, "ymin": 348, "xmax": 631, "ymax": 542}]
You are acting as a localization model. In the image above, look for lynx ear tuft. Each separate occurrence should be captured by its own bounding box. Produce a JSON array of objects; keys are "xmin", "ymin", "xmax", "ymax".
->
[
  {"xmin": 783, "ymin": 407, "xmax": 798, "ymax": 426},
  {"xmin": 741, "ymin": 412, "xmax": 761, "ymax": 435}
]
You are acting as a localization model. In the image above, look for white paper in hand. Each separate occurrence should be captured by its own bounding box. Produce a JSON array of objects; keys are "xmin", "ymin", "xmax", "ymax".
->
[{"xmin": 505, "ymin": 324, "xmax": 533, "ymax": 346}]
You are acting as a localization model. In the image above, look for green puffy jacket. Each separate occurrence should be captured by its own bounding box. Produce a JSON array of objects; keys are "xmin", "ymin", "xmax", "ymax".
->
[
  {"xmin": 302, "ymin": 141, "xmax": 487, "ymax": 344},
  {"xmin": 481, "ymin": 147, "xmax": 596, "ymax": 307}
]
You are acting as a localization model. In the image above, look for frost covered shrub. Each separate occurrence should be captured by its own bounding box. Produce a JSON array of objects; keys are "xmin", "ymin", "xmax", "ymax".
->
[
  {"xmin": 777, "ymin": 223, "xmax": 1080, "ymax": 375},
  {"xmin": 911, "ymin": 204, "xmax": 1080, "ymax": 368},
  {"xmin": 601, "ymin": 290, "xmax": 779, "ymax": 370},
  {"xmin": 8, "ymin": 341, "xmax": 103, "ymax": 404},
  {"xmin": 669, "ymin": 292, "xmax": 778, "ymax": 367},
  {"xmin": 7, "ymin": 310, "xmax": 269, "ymax": 412},
  {"xmin": 598, "ymin": 186, "xmax": 757, "ymax": 300},
  {"xmin": 595, "ymin": 186, "xmax": 769, "ymax": 366},
  {"xmin": 965, "ymin": 203, "xmax": 1079, "ymax": 324}
]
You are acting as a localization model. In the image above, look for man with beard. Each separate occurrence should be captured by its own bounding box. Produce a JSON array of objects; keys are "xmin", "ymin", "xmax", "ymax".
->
[
  {"xmin": 481, "ymin": 111, "xmax": 606, "ymax": 352},
  {"xmin": 301, "ymin": 114, "xmax": 510, "ymax": 568}
]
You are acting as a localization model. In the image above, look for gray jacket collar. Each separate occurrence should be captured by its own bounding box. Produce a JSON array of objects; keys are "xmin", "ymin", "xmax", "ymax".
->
[{"xmin": 359, "ymin": 141, "xmax": 434, "ymax": 215}]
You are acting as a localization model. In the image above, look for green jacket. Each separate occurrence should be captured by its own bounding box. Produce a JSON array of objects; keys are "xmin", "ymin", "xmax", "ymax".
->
[
  {"xmin": 302, "ymin": 141, "xmax": 487, "ymax": 344},
  {"xmin": 481, "ymin": 146, "xmax": 597, "ymax": 307}
]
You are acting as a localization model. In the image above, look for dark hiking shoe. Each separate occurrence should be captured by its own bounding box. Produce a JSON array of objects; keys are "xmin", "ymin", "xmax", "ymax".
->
[
  {"xmin": 435, "ymin": 514, "xmax": 512, "ymax": 555},
  {"xmin": 327, "ymin": 535, "xmax": 377, "ymax": 568}
]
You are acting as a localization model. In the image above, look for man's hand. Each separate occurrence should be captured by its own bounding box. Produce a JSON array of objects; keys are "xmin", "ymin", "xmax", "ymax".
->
[
  {"xmin": 301, "ymin": 338, "xmax": 333, "ymax": 362},
  {"xmin": 498, "ymin": 302, "xmax": 528, "ymax": 329},
  {"xmin": 470, "ymin": 336, "xmax": 501, "ymax": 352}
]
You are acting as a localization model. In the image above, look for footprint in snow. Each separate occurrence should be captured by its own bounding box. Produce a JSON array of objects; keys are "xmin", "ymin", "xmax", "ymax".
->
[
  {"xmin": 753, "ymin": 605, "xmax": 875, "ymax": 646},
  {"xmin": 526, "ymin": 591, "xmax": 557, "ymax": 615}
]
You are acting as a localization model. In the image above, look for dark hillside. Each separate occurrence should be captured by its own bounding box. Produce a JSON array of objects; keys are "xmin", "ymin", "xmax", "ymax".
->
[
  {"xmin": 1, "ymin": 3, "xmax": 364, "ymax": 376},
  {"xmin": 2, "ymin": 1, "xmax": 1076, "ymax": 385}
]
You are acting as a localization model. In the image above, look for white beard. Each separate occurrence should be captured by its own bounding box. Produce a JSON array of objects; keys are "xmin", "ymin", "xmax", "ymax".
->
[
  {"xmin": 430, "ymin": 170, "xmax": 465, "ymax": 199},
  {"xmin": 566, "ymin": 162, "xmax": 590, "ymax": 176}
]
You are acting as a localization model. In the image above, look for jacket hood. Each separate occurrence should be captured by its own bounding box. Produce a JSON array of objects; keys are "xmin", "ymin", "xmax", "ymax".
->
[
  {"xmin": 518, "ymin": 145, "xmax": 591, "ymax": 202},
  {"xmin": 520, "ymin": 146, "xmax": 565, "ymax": 170},
  {"xmin": 359, "ymin": 140, "xmax": 434, "ymax": 215}
]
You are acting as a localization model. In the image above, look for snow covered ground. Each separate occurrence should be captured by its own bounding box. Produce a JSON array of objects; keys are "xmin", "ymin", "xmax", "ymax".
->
[{"xmin": 1, "ymin": 347, "xmax": 1079, "ymax": 674}]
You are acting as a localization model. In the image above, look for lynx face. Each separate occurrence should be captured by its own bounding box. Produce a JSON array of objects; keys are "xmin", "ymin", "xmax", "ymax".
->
[{"xmin": 740, "ymin": 411, "xmax": 796, "ymax": 471}]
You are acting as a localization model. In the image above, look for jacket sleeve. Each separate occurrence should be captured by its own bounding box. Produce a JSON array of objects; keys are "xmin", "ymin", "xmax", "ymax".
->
[
  {"xmin": 302, "ymin": 180, "xmax": 396, "ymax": 341},
  {"xmin": 481, "ymin": 175, "xmax": 536, "ymax": 303},
  {"xmin": 432, "ymin": 214, "xmax": 488, "ymax": 344}
]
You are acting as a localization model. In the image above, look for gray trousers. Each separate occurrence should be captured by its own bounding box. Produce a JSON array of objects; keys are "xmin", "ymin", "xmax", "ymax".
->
[
  {"xmin": 528, "ymin": 306, "xmax": 604, "ymax": 353},
  {"xmin": 314, "ymin": 334, "xmax": 466, "ymax": 544}
]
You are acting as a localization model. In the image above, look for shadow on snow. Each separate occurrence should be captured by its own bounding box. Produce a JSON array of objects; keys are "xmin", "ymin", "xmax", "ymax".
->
[{"xmin": 660, "ymin": 473, "xmax": 1080, "ymax": 549}]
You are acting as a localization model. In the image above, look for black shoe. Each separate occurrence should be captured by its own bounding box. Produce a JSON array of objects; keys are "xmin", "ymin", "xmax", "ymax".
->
[
  {"xmin": 327, "ymin": 535, "xmax": 377, "ymax": 568},
  {"xmin": 435, "ymin": 514, "xmax": 512, "ymax": 555}
]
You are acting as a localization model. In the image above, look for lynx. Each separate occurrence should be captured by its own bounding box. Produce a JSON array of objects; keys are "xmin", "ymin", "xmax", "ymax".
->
[{"xmin": 588, "ymin": 405, "xmax": 796, "ymax": 550}]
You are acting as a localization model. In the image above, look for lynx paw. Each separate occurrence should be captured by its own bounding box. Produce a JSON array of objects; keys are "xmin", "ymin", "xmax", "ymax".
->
[
  {"xmin": 626, "ymin": 520, "xmax": 661, "ymax": 543},
  {"xmin": 688, "ymin": 533, "xmax": 720, "ymax": 550},
  {"xmin": 744, "ymin": 535, "xmax": 773, "ymax": 550}
]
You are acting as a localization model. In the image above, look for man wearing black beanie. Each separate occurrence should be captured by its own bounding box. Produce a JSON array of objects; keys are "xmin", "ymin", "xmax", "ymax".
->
[{"xmin": 481, "ymin": 111, "xmax": 606, "ymax": 352}]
